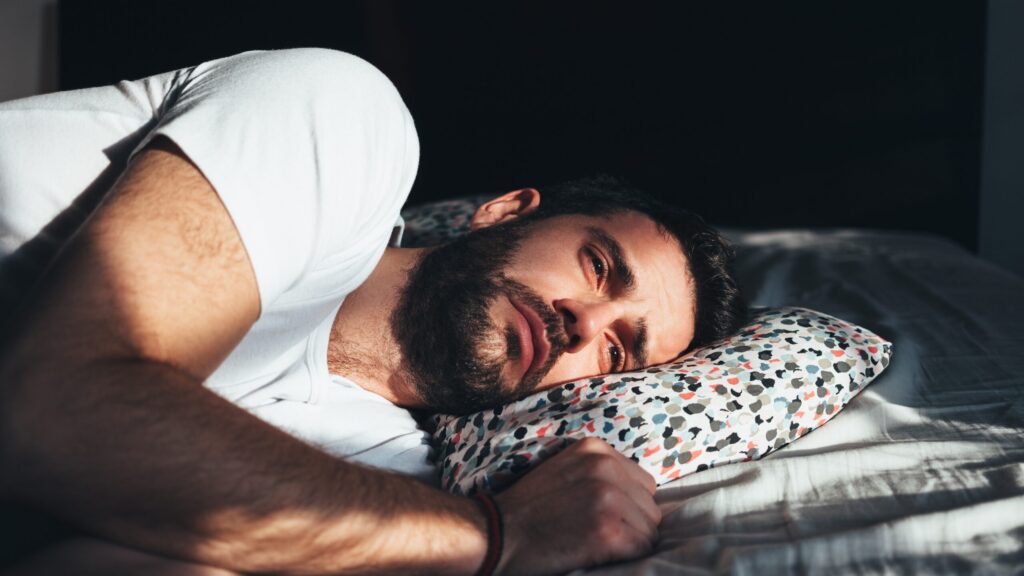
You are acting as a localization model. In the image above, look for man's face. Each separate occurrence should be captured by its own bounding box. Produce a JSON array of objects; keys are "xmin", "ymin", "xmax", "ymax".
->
[{"xmin": 393, "ymin": 210, "xmax": 695, "ymax": 414}]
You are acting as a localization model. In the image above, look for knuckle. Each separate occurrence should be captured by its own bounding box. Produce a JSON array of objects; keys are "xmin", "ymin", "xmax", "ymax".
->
[
  {"xmin": 580, "ymin": 453, "xmax": 617, "ymax": 479},
  {"xmin": 576, "ymin": 437, "xmax": 610, "ymax": 452},
  {"xmin": 595, "ymin": 518, "xmax": 625, "ymax": 548},
  {"xmin": 588, "ymin": 481, "xmax": 622, "ymax": 511},
  {"xmin": 645, "ymin": 474, "xmax": 658, "ymax": 494}
]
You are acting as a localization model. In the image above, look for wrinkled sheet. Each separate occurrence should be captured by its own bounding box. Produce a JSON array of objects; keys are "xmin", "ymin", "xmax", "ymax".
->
[{"xmin": 585, "ymin": 229, "xmax": 1024, "ymax": 575}]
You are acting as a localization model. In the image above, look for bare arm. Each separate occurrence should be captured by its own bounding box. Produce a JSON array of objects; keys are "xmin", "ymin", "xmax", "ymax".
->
[
  {"xmin": 0, "ymin": 138, "xmax": 487, "ymax": 573},
  {"xmin": 0, "ymin": 138, "xmax": 660, "ymax": 574}
]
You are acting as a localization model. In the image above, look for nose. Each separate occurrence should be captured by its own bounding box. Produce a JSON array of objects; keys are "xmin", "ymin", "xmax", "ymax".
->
[{"xmin": 554, "ymin": 298, "xmax": 620, "ymax": 353}]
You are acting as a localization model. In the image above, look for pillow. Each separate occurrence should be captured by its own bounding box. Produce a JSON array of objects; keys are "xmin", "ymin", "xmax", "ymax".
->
[
  {"xmin": 433, "ymin": 306, "xmax": 892, "ymax": 495},
  {"xmin": 401, "ymin": 195, "xmax": 487, "ymax": 247}
]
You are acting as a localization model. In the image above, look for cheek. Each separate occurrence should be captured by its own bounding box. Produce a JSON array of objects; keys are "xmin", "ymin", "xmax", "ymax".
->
[
  {"xmin": 508, "ymin": 242, "xmax": 577, "ymax": 281},
  {"xmin": 505, "ymin": 259, "xmax": 581, "ymax": 304},
  {"xmin": 538, "ymin": 341, "xmax": 603, "ymax": 388}
]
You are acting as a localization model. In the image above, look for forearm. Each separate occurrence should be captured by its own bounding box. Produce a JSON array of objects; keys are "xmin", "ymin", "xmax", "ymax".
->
[
  {"xmin": 0, "ymin": 358, "xmax": 486, "ymax": 574},
  {"xmin": 0, "ymin": 140, "xmax": 488, "ymax": 574}
]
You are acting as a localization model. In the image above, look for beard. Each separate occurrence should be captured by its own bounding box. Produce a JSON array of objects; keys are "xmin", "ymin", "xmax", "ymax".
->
[{"xmin": 392, "ymin": 220, "xmax": 567, "ymax": 415}]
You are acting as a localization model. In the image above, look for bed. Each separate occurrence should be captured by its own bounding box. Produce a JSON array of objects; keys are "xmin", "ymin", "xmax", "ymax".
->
[{"xmin": 577, "ymin": 227, "xmax": 1024, "ymax": 574}]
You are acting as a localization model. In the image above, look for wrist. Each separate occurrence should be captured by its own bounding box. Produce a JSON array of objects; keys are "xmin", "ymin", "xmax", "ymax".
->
[{"xmin": 471, "ymin": 493, "xmax": 504, "ymax": 576}]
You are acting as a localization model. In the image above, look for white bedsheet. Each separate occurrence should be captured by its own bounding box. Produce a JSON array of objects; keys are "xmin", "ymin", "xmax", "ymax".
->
[{"xmin": 584, "ymin": 229, "xmax": 1024, "ymax": 575}]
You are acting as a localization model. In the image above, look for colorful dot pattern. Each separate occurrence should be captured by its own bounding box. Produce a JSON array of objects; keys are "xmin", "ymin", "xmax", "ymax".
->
[{"xmin": 433, "ymin": 307, "xmax": 892, "ymax": 496}]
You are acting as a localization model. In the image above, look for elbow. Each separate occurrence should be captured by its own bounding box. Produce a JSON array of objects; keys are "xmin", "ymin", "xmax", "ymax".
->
[
  {"xmin": 0, "ymin": 376, "xmax": 34, "ymax": 496},
  {"xmin": 0, "ymin": 357, "xmax": 71, "ymax": 498},
  {"xmin": 0, "ymin": 369, "xmax": 34, "ymax": 496}
]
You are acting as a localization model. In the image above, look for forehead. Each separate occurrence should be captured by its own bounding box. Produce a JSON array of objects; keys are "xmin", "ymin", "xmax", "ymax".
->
[{"xmin": 525, "ymin": 210, "xmax": 697, "ymax": 363}]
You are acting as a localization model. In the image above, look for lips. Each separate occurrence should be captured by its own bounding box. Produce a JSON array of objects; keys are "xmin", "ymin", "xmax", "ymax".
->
[{"xmin": 510, "ymin": 297, "xmax": 552, "ymax": 379}]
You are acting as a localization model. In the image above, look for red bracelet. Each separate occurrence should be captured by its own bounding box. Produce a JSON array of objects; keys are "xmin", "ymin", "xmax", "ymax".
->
[{"xmin": 472, "ymin": 493, "xmax": 504, "ymax": 576}]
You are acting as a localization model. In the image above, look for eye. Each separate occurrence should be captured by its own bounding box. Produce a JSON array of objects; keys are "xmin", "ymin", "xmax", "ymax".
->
[
  {"xmin": 589, "ymin": 250, "xmax": 608, "ymax": 282},
  {"xmin": 607, "ymin": 340, "xmax": 624, "ymax": 372}
]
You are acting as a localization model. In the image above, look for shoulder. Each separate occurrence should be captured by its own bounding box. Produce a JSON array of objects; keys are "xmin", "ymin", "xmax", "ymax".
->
[{"xmin": 190, "ymin": 48, "xmax": 405, "ymax": 107}]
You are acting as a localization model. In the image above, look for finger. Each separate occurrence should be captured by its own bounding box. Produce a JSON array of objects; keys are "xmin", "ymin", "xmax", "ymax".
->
[
  {"xmin": 569, "ymin": 436, "xmax": 614, "ymax": 455},
  {"xmin": 619, "ymin": 483, "xmax": 662, "ymax": 530},
  {"xmin": 551, "ymin": 439, "xmax": 618, "ymax": 484},
  {"xmin": 589, "ymin": 481, "xmax": 659, "ymax": 547},
  {"xmin": 612, "ymin": 451, "xmax": 658, "ymax": 495},
  {"xmin": 617, "ymin": 490, "xmax": 661, "ymax": 538},
  {"xmin": 603, "ymin": 517, "xmax": 657, "ymax": 563},
  {"xmin": 519, "ymin": 438, "xmax": 588, "ymax": 482},
  {"xmin": 630, "ymin": 457, "xmax": 658, "ymax": 495},
  {"xmin": 542, "ymin": 437, "xmax": 604, "ymax": 472},
  {"xmin": 596, "ymin": 453, "xmax": 661, "ymax": 527},
  {"xmin": 572, "ymin": 438, "xmax": 658, "ymax": 495}
]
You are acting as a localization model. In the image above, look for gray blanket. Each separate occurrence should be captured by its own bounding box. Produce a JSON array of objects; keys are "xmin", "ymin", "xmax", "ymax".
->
[{"xmin": 589, "ymin": 229, "xmax": 1024, "ymax": 575}]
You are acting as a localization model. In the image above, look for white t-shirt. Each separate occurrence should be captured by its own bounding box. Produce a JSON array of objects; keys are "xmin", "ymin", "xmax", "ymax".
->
[{"xmin": 0, "ymin": 48, "xmax": 437, "ymax": 483}]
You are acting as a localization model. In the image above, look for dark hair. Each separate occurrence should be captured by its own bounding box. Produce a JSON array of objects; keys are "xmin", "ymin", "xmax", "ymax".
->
[{"xmin": 524, "ymin": 175, "xmax": 746, "ymax": 351}]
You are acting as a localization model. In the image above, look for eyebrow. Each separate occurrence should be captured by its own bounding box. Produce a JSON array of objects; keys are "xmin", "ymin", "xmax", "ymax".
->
[
  {"xmin": 587, "ymin": 226, "xmax": 635, "ymax": 292},
  {"xmin": 586, "ymin": 226, "xmax": 648, "ymax": 370},
  {"xmin": 631, "ymin": 318, "xmax": 649, "ymax": 371}
]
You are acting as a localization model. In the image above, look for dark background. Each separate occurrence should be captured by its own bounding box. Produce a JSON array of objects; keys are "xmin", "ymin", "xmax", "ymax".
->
[{"xmin": 59, "ymin": 1, "xmax": 987, "ymax": 250}]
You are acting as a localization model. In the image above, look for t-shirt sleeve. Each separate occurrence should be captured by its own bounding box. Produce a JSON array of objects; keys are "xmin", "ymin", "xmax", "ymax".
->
[{"xmin": 130, "ymin": 48, "xmax": 419, "ymax": 311}]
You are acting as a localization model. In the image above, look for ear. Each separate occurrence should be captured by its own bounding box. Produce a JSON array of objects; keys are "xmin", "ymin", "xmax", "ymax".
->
[{"xmin": 470, "ymin": 188, "xmax": 541, "ymax": 231}]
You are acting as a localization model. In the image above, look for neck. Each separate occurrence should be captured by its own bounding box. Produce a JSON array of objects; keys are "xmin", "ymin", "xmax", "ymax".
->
[{"xmin": 327, "ymin": 246, "xmax": 429, "ymax": 407}]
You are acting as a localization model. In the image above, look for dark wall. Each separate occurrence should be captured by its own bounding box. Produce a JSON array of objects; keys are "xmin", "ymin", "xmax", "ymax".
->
[
  {"xmin": 59, "ymin": 1, "xmax": 986, "ymax": 249},
  {"xmin": 979, "ymin": 0, "xmax": 1024, "ymax": 278}
]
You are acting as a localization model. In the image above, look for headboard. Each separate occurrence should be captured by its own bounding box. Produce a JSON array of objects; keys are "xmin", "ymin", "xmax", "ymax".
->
[{"xmin": 58, "ymin": 1, "xmax": 986, "ymax": 250}]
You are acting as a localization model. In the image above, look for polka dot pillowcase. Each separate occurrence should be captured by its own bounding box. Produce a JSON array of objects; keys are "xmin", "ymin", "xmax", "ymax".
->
[
  {"xmin": 432, "ymin": 306, "xmax": 892, "ymax": 495},
  {"xmin": 399, "ymin": 199, "xmax": 893, "ymax": 495},
  {"xmin": 400, "ymin": 195, "xmax": 491, "ymax": 247}
]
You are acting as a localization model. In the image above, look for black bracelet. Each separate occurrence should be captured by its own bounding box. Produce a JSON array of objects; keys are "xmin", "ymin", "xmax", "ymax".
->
[{"xmin": 472, "ymin": 492, "xmax": 504, "ymax": 576}]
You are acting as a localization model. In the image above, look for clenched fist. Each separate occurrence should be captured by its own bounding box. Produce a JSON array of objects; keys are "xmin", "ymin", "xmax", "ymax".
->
[{"xmin": 493, "ymin": 438, "xmax": 661, "ymax": 575}]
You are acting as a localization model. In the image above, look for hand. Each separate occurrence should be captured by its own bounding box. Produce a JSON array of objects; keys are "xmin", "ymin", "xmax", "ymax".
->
[{"xmin": 493, "ymin": 437, "xmax": 661, "ymax": 575}]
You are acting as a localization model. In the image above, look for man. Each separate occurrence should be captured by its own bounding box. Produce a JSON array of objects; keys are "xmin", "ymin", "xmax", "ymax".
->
[{"xmin": 0, "ymin": 49, "xmax": 743, "ymax": 574}]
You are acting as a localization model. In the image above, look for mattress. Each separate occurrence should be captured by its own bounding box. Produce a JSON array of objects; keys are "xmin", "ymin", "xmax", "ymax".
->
[{"xmin": 585, "ymin": 228, "xmax": 1024, "ymax": 574}]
